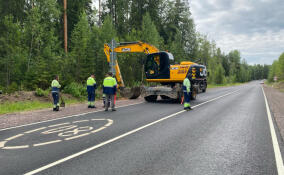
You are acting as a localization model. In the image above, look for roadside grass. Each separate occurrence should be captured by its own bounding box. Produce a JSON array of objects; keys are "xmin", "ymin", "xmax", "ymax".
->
[
  {"xmin": 207, "ymin": 82, "xmax": 244, "ymax": 88},
  {"xmin": 0, "ymin": 98, "xmax": 83, "ymax": 115},
  {"xmin": 266, "ymin": 80, "xmax": 284, "ymax": 93}
]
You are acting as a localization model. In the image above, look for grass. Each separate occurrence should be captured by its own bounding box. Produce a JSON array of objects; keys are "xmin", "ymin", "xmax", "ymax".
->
[
  {"xmin": 207, "ymin": 82, "xmax": 244, "ymax": 89},
  {"xmin": 0, "ymin": 98, "xmax": 83, "ymax": 115}
]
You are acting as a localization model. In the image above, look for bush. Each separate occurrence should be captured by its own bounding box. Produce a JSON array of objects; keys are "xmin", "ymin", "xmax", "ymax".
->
[
  {"xmin": 63, "ymin": 82, "xmax": 87, "ymax": 99},
  {"xmin": 6, "ymin": 82, "xmax": 18, "ymax": 94},
  {"xmin": 35, "ymin": 88, "xmax": 49, "ymax": 97}
]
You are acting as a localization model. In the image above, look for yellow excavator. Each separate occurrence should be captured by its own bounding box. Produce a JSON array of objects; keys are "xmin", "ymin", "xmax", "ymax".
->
[{"xmin": 104, "ymin": 40, "xmax": 207, "ymax": 102}]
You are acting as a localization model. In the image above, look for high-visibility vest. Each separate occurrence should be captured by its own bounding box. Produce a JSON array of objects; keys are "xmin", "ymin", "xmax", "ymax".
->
[
  {"xmin": 51, "ymin": 79, "xmax": 61, "ymax": 93},
  {"xmin": 182, "ymin": 77, "xmax": 191, "ymax": 93},
  {"xmin": 87, "ymin": 77, "xmax": 96, "ymax": 92},
  {"xmin": 103, "ymin": 76, "xmax": 117, "ymax": 95}
]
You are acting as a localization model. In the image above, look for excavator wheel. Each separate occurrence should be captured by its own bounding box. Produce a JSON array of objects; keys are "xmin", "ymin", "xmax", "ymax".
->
[
  {"xmin": 160, "ymin": 95, "xmax": 170, "ymax": 100},
  {"xmin": 144, "ymin": 95, "xmax": 158, "ymax": 102},
  {"xmin": 119, "ymin": 86, "xmax": 141, "ymax": 99}
]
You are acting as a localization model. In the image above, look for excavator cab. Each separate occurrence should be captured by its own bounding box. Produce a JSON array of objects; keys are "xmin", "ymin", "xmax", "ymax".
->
[{"xmin": 145, "ymin": 52, "xmax": 174, "ymax": 79}]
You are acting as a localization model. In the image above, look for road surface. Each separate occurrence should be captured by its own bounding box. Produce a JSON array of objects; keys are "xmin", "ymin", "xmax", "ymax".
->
[{"xmin": 0, "ymin": 81, "xmax": 283, "ymax": 175}]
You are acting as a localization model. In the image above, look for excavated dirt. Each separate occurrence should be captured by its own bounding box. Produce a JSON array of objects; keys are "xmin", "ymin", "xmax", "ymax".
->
[{"xmin": 263, "ymin": 84, "xmax": 284, "ymax": 140}]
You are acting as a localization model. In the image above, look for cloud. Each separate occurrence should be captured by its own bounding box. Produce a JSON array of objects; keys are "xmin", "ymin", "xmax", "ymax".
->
[{"xmin": 189, "ymin": 0, "xmax": 284, "ymax": 64}]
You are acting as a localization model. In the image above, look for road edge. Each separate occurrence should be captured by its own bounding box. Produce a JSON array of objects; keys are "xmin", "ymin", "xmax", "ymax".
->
[{"xmin": 262, "ymin": 86, "xmax": 284, "ymax": 175}]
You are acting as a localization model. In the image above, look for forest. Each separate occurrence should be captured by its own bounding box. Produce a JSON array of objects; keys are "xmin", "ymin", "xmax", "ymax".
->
[{"xmin": 0, "ymin": 0, "xmax": 271, "ymax": 94}]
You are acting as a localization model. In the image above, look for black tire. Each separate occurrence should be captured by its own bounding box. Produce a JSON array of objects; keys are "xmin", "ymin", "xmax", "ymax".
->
[
  {"xmin": 202, "ymin": 88, "xmax": 206, "ymax": 93},
  {"xmin": 160, "ymin": 95, "xmax": 170, "ymax": 100},
  {"xmin": 144, "ymin": 95, "xmax": 158, "ymax": 102}
]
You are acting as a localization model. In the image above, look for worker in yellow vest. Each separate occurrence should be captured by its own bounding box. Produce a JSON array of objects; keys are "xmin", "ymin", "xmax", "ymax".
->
[
  {"xmin": 87, "ymin": 74, "xmax": 97, "ymax": 108},
  {"xmin": 51, "ymin": 75, "xmax": 61, "ymax": 111},
  {"xmin": 183, "ymin": 76, "xmax": 192, "ymax": 111},
  {"xmin": 103, "ymin": 72, "xmax": 117, "ymax": 111}
]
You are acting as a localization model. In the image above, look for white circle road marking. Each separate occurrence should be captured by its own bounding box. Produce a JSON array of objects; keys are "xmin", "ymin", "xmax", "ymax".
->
[{"xmin": 0, "ymin": 119, "xmax": 113, "ymax": 150}]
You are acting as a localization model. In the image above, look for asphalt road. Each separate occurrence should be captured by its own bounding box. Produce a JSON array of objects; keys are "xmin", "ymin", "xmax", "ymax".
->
[{"xmin": 0, "ymin": 81, "xmax": 283, "ymax": 175}]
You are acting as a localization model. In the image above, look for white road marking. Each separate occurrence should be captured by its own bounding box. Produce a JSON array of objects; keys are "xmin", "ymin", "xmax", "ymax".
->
[
  {"xmin": 0, "ymin": 141, "xmax": 7, "ymax": 148},
  {"xmin": 33, "ymin": 140, "xmax": 62, "ymax": 147},
  {"xmin": 48, "ymin": 122, "xmax": 70, "ymax": 128},
  {"xmin": 25, "ymin": 127, "xmax": 46, "ymax": 134},
  {"xmin": 3, "ymin": 145, "xmax": 29, "ymax": 149},
  {"xmin": 90, "ymin": 127, "xmax": 107, "ymax": 134},
  {"xmin": 24, "ymin": 90, "xmax": 240, "ymax": 175},
  {"xmin": 64, "ymin": 133, "xmax": 90, "ymax": 141},
  {"xmin": 262, "ymin": 87, "xmax": 284, "ymax": 175},
  {"xmin": 72, "ymin": 120, "xmax": 89, "ymax": 123},
  {"xmin": 1, "ymin": 118, "xmax": 113, "ymax": 149},
  {"xmin": 0, "ymin": 102, "xmax": 144, "ymax": 132},
  {"xmin": 5, "ymin": 134, "xmax": 24, "ymax": 141}
]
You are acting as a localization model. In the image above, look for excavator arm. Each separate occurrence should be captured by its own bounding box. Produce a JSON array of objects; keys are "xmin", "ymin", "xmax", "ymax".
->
[{"xmin": 104, "ymin": 41, "xmax": 159, "ymax": 88}]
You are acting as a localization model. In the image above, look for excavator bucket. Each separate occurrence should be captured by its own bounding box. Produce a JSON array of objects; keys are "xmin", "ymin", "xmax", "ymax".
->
[{"xmin": 119, "ymin": 86, "xmax": 141, "ymax": 99}]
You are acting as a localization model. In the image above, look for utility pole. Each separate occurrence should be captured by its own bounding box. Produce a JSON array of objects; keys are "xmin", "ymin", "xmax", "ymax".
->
[
  {"xmin": 63, "ymin": 0, "xmax": 68, "ymax": 53},
  {"xmin": 98, "ymin": 0, "xmax": 101, "ymax": 25}
]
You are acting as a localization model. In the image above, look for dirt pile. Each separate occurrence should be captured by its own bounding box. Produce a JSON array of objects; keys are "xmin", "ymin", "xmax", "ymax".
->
[{"xmin": 0, "ymin": 91, "xmax": 73, "ymax": 104}]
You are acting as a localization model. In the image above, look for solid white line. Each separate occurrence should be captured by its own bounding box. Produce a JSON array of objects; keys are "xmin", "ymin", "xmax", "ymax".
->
[
  {"xmin": 24, "ymin": 90, "xmax": 240, "ymax": 175},
  {"xmin": 0, "ymin": 102, "xmax": 144, "ymax": 132},
  {"xmin": 262, "ymin": 87, "xmax": 284, "ymax": 175}
]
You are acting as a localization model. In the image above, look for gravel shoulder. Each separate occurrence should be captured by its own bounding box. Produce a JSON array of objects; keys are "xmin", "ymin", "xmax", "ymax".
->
[
  {"xmin": 263, "ymin": 84, "xmax": 284, "ymax": 140},
  {"xmin": 0, "ymin": 98, "xmax": 144, "ymax": 130}
]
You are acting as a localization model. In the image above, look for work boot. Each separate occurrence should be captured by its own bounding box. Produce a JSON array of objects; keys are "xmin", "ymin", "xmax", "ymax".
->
[
  {"xmin": 88, "ymin": 105, "xmax": 91, "ymax": 108},
  {"xmin": 56, "ymin": 106, "xmax": 59, "ymax": 111},
  {"xmin": 91, "ymin": 106, "xmax": 96, "ymax": 108},
  {"xmin": 112, "ymin": 108, "xmax": 116, "ymax": 111},
  {"xmin": 53, "ymin": 108, "xmax": 56, "ymax": 111},
  {"xmin": 105, "ymin": 108, "xmax": 108, "ymax": 111},
  {"xmin": 187, "ymin": 107, "xmax": 192, "ymax": 111}
]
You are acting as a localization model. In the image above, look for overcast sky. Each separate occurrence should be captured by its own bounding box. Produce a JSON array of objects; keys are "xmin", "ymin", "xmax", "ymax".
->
[{"xmin": 188, "ymin": 0, "xmax": 284, "ymax": 65}]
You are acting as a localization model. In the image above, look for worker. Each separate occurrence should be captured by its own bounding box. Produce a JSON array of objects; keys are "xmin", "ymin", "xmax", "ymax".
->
[
  {"xmin": 51, "ymin": 75, "xmax": 61, "ymax": 111},
  {"xmin": 103, "ymin": 72, "xmax": 117, "ymax": 111},
  {"xmin": 183, "ymin": 75, "xmax": 192, "ymax": 111},
  {"xmin": 87, "ymin": 74, "xmax": 97, "ymax": 108}
]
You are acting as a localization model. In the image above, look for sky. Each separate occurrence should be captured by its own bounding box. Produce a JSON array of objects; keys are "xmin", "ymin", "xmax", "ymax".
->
[
  {"xmin": 92, "ymin": 0, "xmax": 283, "ymax": 65},
  {"xmin": 188, "ymin": 0, "xmax": 284, "ymax": 65}
]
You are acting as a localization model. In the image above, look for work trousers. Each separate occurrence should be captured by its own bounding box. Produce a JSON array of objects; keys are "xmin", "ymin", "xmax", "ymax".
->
[
  {"xmin": 183, "ymin": 92, "xmax": 191, "ymax": 108},
  {"xmin": 105, "ymin": 94, "xmax": 115, "ymax": 110},
  {"xmin": 87, "ymin": 92, "xmax": 95, "ymax": 106},
  {"xmin": 52, "ymin": 92, "xmax": 59, "ymax": 108}
]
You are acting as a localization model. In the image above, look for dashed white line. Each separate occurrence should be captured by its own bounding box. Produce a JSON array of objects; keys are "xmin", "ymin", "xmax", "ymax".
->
[
  {"xmin": 5, "ymin": 134, "xmax": 24, "ymax": 141},
  {"xmin": 3, "ymin": 145, "xmax": 29, "ymax": 149},
  {"xmin": 24, "ymin": 90, "xmax": 240, "ymax": 175},
  {"xmin": 48, "ymin": 123, "xmax": 70, "ymax": 128},
  {"xmin": 25, "ymin": 127, "xmax": 46, "ymax": 134},
  {"xmin": 262, "ymin": 87, "xmax": 284, "ymax": 175},
  {"xmin": 33, "ymin": 140, "xmax": 62, "ymax": 147},
  {"xmin": 65, "ymin": 133, "xmax": 90, "ymax": 141},
  {"xmin": 72, "ymin": 120, "xmax": 89, "ymax": 123}
]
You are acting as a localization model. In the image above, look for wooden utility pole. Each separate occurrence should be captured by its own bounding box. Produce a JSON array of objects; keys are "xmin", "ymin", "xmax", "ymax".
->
[
  {"xmin": 63, "ymin": 0, "xmax": 68, "ymax": 53},
  {"xmin": 98, "ymin": 0, "xmax": 101, "ymax": 25}
]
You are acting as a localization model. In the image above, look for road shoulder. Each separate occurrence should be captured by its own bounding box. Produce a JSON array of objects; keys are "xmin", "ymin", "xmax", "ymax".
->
[{"xmin": 263, "ymin": 84, "xmax": 284, "ymax": 141}]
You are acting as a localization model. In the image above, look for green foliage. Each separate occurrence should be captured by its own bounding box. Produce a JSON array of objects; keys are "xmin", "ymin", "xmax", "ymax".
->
[
  {"xmin": 63, "ymin": 82, "xmax": 87, "ymax": 99},
  {"xmin": 0, "ymin": 0, "xmax": 273, "ymax": 94},
  {"xmin": 268, "ymin": 53, "xmax": 284, "ymax": 82},
  {"xmin": 35, "ymin": 88, "xmax": 49, "ymax": 97}
]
